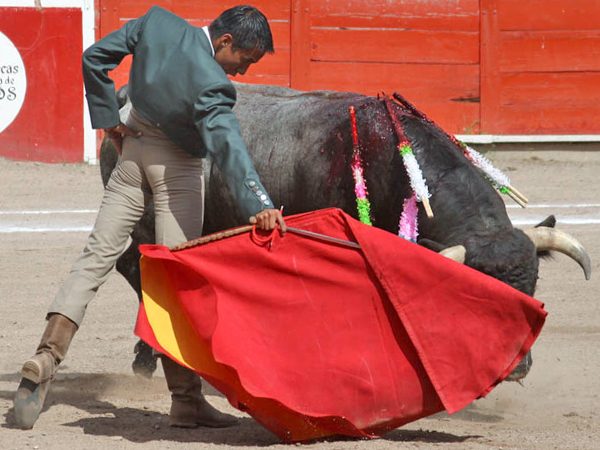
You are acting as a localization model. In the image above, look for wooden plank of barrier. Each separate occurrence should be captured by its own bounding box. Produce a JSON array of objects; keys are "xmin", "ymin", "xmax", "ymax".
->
[
  {"xmin": 310, "ymin": 29, "xmax": 479, "ymax": 65},
  {"xmin": 310, "ymin": 0, "xmax": 479, "ymax": 31},
  {"xmin": 290, "ymin": 0, "xmax": 311, "ymax": 90},
  {"xmin": 499, "ymin": 31, "xmax": 600, "ymax": 73},
  {"xmin": 497, "ymin": 0, "xmax": 600, "ymax": 31},
  {"xmin": 480, "ymin": 0, "xmax": 501, "ymax": 134}
]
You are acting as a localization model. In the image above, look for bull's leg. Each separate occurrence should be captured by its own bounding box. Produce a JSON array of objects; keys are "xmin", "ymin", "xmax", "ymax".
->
[
  {"xmin": 506, "ymin": 350, "xmax": 533, "ymax": 382},
  {"xmin": 115, "ymin": 239, "xmax": 143, "ymax": 296},
  {"xmin": 115, "ymin": 238, "xmax": 158, "ymax": 378},
  {"xmin": 132, "ymin": 340, "xmax": 158, "ymax": 378}
]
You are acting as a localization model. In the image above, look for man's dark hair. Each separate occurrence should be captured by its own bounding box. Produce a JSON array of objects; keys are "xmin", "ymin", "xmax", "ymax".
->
[{"xmin": 210, "ymin": 5, "xmax": 274, "ymax": 54}]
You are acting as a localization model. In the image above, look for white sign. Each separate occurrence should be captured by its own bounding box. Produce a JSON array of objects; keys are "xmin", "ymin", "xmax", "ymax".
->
[{"xmin": 0, "ymin": 30, "xmax": 27, "ymax": 134}]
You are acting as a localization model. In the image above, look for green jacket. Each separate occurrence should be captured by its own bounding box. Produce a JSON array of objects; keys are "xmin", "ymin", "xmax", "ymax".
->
[{"xmin": 82, "ymin": 5, "xmax": 273, "ymax": 219}]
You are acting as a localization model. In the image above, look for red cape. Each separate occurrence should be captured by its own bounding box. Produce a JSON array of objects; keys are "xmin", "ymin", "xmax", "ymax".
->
[{"xmin": 135, "ymin": 208, "xmax": 546, "ymax": 442}]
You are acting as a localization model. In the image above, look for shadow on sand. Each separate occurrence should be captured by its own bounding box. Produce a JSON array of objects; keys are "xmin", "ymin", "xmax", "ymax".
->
[{"xmin": 1, "ymin": 371, "xmax": 486, "ymax": 446}]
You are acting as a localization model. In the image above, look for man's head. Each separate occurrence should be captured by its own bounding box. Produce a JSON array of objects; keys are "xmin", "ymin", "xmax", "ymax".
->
[{"xmin": 210, "ymin": 5, "xmax": 274, "ymax": 76}]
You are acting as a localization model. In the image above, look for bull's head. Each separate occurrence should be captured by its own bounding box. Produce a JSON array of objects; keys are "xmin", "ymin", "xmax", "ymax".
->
[
  {"xmin": 425, "ymin": 215, "xmax": 590, "ymax": 382},
  {"xmin": 435, "ymin": 215, "xmax": 590, "ymax": 297}
]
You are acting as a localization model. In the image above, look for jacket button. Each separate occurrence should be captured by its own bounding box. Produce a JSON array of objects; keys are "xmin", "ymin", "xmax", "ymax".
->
[
  {"xmin": 256, "ymin": 190, "xmax": 263, "ymax": 196},
  {"xmin": 260, "ymin": 194, "xmax": 267, "ymax": 201},
  {"xmin": 249, "ymin": 181, "xmax": 256, "ymax": 187}
]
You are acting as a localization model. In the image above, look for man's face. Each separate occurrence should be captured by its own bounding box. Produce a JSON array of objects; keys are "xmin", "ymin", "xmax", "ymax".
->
[{"xmin": 214, "ymin": 44, "xmax": 265, "ymax": 77}]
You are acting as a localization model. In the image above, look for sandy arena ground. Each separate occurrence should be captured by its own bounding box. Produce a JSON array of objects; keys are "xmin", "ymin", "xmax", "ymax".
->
[{"xmin": 0, "ymin": 146, "xmax": 599, "ymax": 449}]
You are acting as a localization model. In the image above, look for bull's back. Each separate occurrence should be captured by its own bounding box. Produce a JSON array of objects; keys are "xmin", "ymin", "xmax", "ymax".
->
[
  {"xmin": 207, "ymin": 83, "xmax": 511, "ymax": 238},
  {"xmin": 204, "ymin": 84, "xmax": 379, "ymax": 233}
]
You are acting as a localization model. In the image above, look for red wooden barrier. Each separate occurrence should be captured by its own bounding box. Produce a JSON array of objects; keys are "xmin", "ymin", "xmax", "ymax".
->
[
  {"xmin": 96, "ymin": 0, "xmax": 600, "ymax": 135},
  {"xmin": 0, "ymin": 7, "xmax": 83, "ymax": 163},
  {"xmin": 491, "ymin": 0, "xmax": 600, "ymax": 134},
  {"xmin": 3, "ymin": 0, "xmax": 597, "ymax": 163}
]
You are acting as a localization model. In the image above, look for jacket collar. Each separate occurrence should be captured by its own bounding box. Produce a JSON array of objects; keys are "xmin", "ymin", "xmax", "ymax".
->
[{"xmin": 201, "ymin": 26, "xmax": 215, "ymax": 57}]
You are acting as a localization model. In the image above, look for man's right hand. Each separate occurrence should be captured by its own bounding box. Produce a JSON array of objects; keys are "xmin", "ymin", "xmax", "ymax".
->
[
  {"xmin": 250, "ymin": 209, "xmax": 287, "ymax": 235},
  {"xmin": 104, "ymin": 123, "xmax": 142, "ymax": 155}
]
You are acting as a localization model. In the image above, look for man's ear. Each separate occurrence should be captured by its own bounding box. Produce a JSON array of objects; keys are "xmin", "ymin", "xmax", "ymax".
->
[{"xmin": 214, "ymin": 33, "xmax": 233, "ymax": 53}]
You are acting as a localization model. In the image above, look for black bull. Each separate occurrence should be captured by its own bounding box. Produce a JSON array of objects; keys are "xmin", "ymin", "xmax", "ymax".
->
[{"xmin": 100, "ymin": 83, "xmax": 591, "ymax": 379}]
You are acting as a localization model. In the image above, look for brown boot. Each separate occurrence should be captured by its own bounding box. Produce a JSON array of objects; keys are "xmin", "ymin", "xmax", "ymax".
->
[
  {"xmin": 161, "ymin": 356, "xmax": 239, "ymax": 428},
  {"xmin": 13, "ymin": 313, "xmax": 78, "ymax": 429}
]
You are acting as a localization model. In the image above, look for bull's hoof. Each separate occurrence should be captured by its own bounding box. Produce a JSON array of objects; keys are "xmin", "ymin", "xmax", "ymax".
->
[
  {"xmin": 506, "ymin": 350, "xmax": 533, "ymax": 382},
  {"xmin": 132, "ymin": 340, "xmax": 158, "ymax": 379}
]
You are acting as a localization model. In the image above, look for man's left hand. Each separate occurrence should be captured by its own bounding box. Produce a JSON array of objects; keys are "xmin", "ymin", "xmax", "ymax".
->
[
  {"xmin": 250, "ymin": 209, "xmax": 287, "ymax": 235},
  {"xmin": 104, "ymin": 123, "xmax": 142, "ymax": 155}
]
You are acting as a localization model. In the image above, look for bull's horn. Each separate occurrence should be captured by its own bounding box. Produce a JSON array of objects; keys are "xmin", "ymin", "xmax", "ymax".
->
[
  {"xmin": 524, "ymin": 227, "xmax": 592, "ymax": 280},
  {"xmin": 440, "ymin": 245, "xmax": 466, "ymax": 264}
]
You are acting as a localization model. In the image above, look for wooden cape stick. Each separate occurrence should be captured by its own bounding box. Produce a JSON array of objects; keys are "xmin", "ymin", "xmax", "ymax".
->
[
  {"xmin": 170, "ymin": 226, "xmax": 361, "ymax": 252},
  {"xmin": 170, "ymin": 225, "xmax": 253, "ymax": 251}
]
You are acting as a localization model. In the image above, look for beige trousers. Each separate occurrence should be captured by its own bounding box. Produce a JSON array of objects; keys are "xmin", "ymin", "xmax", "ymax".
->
[{"xmin": 48, "ymin": 109, "xmax": 205, "ymax": 326}]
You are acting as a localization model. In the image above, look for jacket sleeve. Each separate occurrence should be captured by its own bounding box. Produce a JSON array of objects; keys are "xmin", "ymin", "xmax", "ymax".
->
[
  {"xmin": 81, "ymin": 14, "xmax": 146, "ymax": 129},
  {"xmin": 193, "ymin": 82, "xmax": 274, "ymax": 220}
]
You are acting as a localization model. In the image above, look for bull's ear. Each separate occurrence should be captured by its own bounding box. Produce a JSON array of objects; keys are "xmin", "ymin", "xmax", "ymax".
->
[
  {"xmin": 417, "ymin": 238, "xmax": 447, "ymax": 252},
  {"xmin": 532, "ymin": 215, "xmax": 556, "ymax": 260},
  {"xmin": 535, "ymin": 215, "xmax": 556, "ymax": 228}
]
